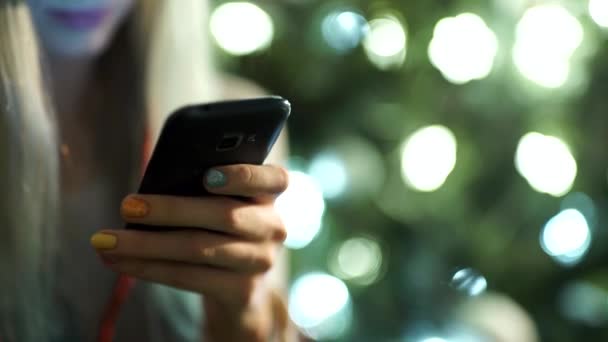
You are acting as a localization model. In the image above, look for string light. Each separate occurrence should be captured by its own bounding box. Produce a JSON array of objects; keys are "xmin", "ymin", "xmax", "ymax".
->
[
  {"xmin": 428, "ymin": 13, "xmax": 498, "ymax": 84},
  {"xmin": 363, "ymin": 15, "xmax": 407, "ymax": 70},
  {"xmin": 513, "ymin": 5, "xmax": 583, "ymax": 88},
  {"xmin": 401, "ymin": 125, "xmax": 457, "ymax": 192},
  {"xmin": 515, "ymin": 132, "xmax": 577, "ymax": 197},
  {"xmin": 210, "ymin": 2, "xmax": 274, "ymax": 55},
  {"xmin": 541, "ymin": 209, "xmax": 591, "ymax": 266},
  {"xmin": 275, "ymin": 171, "xmax": 326, "ymax": 249}
]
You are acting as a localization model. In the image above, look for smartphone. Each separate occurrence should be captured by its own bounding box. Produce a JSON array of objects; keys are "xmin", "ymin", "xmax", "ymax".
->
[{"xmin": 126, "ymin": 96, "xmax": 291, "ymax": 231}]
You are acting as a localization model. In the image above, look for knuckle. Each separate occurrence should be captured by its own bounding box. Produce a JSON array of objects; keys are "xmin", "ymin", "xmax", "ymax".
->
[
  {"xmin": 275, "ymin": 166, "xmax": 290, "ymax": 193},
  {"xmin": 199, "ymin": 245, "xmax": 218, "ymax": 260},
  {"xmin": 242, "ymin": 326, "xmax": 269, "ymax": 342},
  {"xmin": 188, "ymin": 231, "xmax": 225, "ymax": 264},
  {"xmin": 247, "ymin": 246, "xmax": 274, "ymax": 273},
  {"xmin": 223, "ymin": 208, "xmax": 240, "ymax": 229},
  {"xmin": 248, "ymin": 332, "xmax": 266, "ymax": 342},
  {"xmin": 222, "ymin": 202, "xmax": 245, "ymax": 231},
  {"xmin": 266, "ymin": 212, "xmax": 287, "ymax": 241},
  {"xmin": 274, "ymin": 221, "xmax": 288, "ymax": 242},
  {"xmin": 257, "ymin": 247, "xmax": 275, "ymax": 272},
  {"xmin": 193, "ymin": 238, "xmax": 217, "ymax": 263},
  {"xmin": 235, "ymin": 164, "xmax": 254, "ymax": 185}
]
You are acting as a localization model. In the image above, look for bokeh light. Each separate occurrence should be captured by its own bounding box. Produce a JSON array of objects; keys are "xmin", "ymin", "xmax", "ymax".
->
[
  {"xmin": 515, "ymin": 132, "xmax": 577, "ymax": 197},
  {"xmin": 333, "ymin": 136, "xmax": 386, "ymax": 199},
  {"xmin": 401, "ymin": 125, "xmax": 457, "ymax": 192},
  {"xmin": 540, "ymin": 209, "xmax": 591, "ymax": 266},
  {"xmin": 494, "ymin": 0, "xmax": 528, "ymax": 16},
  {"xmin": 559, "ymin": 281, "xmax": 608, "ymax": 326},
  {"xmin": 450, "ymin": 268, "xmax": 488, "ymax": 297},
  {"xmin": 215, "ymin": 0, "xmax": 608, "ymax": 340},
  {"xmin": 561, "ymin": 192, "xmax": 597, "ymax": 229},
  {"xmin": 455, "ymin": 293, "xmax": 540, "ymax": 342},
  {"xmin": 322, "ymin": 10, "xmax": 368, "ymax": 52},
  {"xmin": 363, "ymin": 15, "xmax": 407, "ymax": 70},
  {"xmin": 589, "ymin": 0, "xmax": 608, "ymax": 28},
  {"xmin": 275, "ymin": 171, "xmax": 325, "ymax": 249},
  {"xmin": 513, "ymin": 4, "xmax": 583, "ymax": 88},
  {"xmin": 330, "ymin": 237, "xmax": 383, "ymax": 285},
  {"xmin": 428, "ymin": 13, "xmax": 498, "ymax": 84},
  {"xmin": 289, "ymin": 273, "xmax": 352, "ymax": 339},
  {"xmin": 419, "ymin": 338, "xmax": 448, "ymax": 342},
  {"xmin": 309, "ymin": 152, "xmax": 348, "ymax": 199},
  {"xmin": 210, "ymin": 2, "xmax": 274, "ymax": 55}
]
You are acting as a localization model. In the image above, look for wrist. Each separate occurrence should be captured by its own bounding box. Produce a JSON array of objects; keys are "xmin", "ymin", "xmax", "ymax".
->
[{"xmin": 204, "ymin": 291, "xmax": 274, "ymax": 342}]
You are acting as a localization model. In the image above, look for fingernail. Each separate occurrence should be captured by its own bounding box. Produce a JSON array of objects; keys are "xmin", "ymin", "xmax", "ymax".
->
[
  {"xmin": 121, "ymin": 197, "xmax": 149, "ymax": 218},
  {"xmin": 90, "ymin": 233, "xmax": 117, "ymax": 250},
  {"xmin": 205, "ymin": 169, "xmax": 227, "ymax": 187}
]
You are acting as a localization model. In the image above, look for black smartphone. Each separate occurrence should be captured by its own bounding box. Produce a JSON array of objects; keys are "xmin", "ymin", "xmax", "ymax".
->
[{"xmin": 126, "ymin": 96, "xmax": 291, "ymax": 231}]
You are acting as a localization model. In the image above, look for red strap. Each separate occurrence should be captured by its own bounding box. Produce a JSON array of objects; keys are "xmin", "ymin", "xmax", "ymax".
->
[
  {"xmin": 97, "ymin": 126, "xmax": 153, "ymax": 342},
  {"xmin": 97, "ymin": 275, "xmax": 136, "ymax": 342}
]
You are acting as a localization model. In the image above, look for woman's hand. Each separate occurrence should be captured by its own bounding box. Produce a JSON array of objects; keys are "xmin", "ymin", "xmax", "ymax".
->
[{"xmin": 90, "ymin": 164, "xmax": 289, "ymax": 341}]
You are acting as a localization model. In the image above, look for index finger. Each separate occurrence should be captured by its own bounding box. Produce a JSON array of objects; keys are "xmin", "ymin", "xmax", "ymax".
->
[{"xmin": 203, "ymin": 164, "xmax": 289, "ymax": 198}]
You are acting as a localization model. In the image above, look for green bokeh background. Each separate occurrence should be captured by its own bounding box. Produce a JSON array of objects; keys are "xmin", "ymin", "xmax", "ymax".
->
[{"xmin": 214, "ymin": 1, "xmax": 608, "ymax": 341}]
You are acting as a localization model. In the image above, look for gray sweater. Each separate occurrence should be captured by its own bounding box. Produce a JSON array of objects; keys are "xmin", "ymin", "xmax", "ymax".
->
[{"xmin": 56, "ymin": 180, "xmax": 203, "ymax": 342}]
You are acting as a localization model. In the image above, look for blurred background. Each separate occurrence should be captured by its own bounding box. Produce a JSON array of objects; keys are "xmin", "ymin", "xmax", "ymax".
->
[{"xmin": 209, "ymin": 0, "xmax": 608, "ymax": 341}]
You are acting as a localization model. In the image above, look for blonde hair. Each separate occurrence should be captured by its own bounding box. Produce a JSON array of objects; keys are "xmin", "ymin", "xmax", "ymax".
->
[
  {"xmin": 0, "ymin": 0, "xmax": 215, "ymax": 340},
  {"xmin": 0, "ymin": 1, "xmax": 59, "ymax": 340},
  {"xmin": 145, "ymin": 0, "xmax": 218, "ymax": 139}
]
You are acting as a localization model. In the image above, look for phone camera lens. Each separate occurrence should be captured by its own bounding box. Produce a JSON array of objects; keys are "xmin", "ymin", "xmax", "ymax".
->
[{"xmin": 216, "ymin": 134, "xmax": 243, "ymax": 151}]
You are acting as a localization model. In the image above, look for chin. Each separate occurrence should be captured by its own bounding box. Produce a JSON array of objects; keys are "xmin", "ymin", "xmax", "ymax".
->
[{"xmin": 42, "ymin": 30, "xmax": 112, "ymax": 59}]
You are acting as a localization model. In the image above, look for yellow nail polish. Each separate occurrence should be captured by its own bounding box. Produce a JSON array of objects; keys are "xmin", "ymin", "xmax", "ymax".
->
[
  {"xmin": 90, "ymin": 233, "xmax": 117, "ymax": 250},
  {"xmin": 121, "ymin": 197, "xmax": 149, "ymax": 218}
]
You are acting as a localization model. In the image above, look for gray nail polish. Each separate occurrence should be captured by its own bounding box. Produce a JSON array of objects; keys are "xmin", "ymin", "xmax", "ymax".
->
[{"xmin": 205, "ymin": 169, "xmax": 227, "ymax": 187}]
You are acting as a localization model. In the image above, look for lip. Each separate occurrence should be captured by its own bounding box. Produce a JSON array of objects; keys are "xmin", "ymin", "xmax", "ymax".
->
[{"xmin": 46, "ymin": 8, "xmax": 110, "ymax": 31}]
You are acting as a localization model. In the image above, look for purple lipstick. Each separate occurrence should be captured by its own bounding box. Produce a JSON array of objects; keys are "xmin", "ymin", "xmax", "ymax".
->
[{"xmin": 47, "ymin": 8, "xmax": 109, "ymax": 31}]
